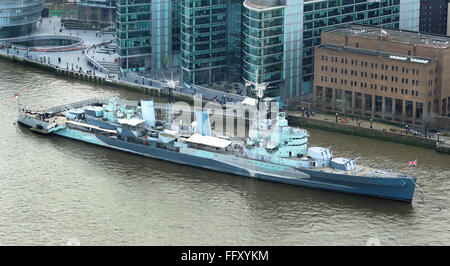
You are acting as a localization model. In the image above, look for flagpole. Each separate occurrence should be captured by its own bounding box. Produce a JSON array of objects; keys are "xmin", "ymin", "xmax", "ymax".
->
[{"xmin": 13, "ymin": 93, "xmax": 20, "ymax": 113}]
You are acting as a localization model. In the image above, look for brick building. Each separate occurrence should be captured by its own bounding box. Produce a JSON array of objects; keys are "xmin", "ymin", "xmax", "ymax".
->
[{"xmin": 313, "ymin": 25, "xmax": 450, "ymax": 126}]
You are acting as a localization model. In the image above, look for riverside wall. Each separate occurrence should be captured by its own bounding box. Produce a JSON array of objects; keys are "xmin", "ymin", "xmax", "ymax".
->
[
  {"xmin": 287, "ymin": 115, "xmax": 438, "ymax": 150},
  {"xmin": 0, "ymin": 52, "xmax": 194, "ymax": 104},
  {"xmin": 2, "ymin": 52, "xmax": 448, "ymax": 154}
]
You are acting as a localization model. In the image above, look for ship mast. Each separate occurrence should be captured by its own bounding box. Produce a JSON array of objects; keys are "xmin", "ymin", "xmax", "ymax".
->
[
  {"xmin": 251, "ymin": 82, "xmax": 267, "ymax": 136},
  {"xmin": 162, "ymin": 72, "xmax": 178, "ymax": 129}
]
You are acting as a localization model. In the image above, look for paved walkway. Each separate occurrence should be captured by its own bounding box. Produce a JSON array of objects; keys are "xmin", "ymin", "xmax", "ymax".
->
[
  {"xmin": 0, "ymin": 17, "xmax": 245, "ymax": 104},
  {"xmin": 288, "ymin": 111, "xmax": 449, "ymax": 144}
]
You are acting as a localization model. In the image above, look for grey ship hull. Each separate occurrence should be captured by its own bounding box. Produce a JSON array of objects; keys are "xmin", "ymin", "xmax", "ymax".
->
[
  {"xmin": 17, "ymin": 112, "xmax": 416, "ymax": 202},
  {"xmin": 47, "ymin": 127, "xmax": 416, "ymax": 202}
]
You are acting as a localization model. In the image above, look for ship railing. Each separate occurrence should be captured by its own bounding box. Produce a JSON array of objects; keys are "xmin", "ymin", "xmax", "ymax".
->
[{"xmin": 46, "ymin": 98, "xmax": 109, "ymax": 114}]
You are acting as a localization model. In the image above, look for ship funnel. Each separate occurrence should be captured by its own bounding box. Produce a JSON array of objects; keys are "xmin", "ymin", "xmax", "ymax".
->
[
  {"xmin": 140, "ymin": 99, "xmax": 156, "ymax": 127},
  {"xmin": 195, "ymin": 110, "xmax": 211, "ymax": 136}
]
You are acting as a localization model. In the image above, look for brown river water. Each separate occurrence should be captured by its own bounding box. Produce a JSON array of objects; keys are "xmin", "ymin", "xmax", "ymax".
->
[{"xmin": 0, "ymin": 61, "xmax": 449, "ymax": 245}]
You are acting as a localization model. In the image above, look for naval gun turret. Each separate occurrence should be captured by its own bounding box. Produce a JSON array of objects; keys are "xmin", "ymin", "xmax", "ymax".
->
[
  {"xmin": 305, "ymin": 146, "xmax": 356, "ymax": 171},
  {"xmin": 330, "ymin": 158, "xmax": 356, "ymax": 171},
  {"xmin": 307, "ymin": 147, "xmax": 332, "ymax": 167}
]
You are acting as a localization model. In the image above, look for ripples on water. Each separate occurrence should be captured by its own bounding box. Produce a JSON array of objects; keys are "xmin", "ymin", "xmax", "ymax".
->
[{"xmin": 0, "ymin": 62, "xmax": 449, "ymax": 245}]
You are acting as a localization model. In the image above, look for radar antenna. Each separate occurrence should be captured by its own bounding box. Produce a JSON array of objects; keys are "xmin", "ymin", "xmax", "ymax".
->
[
  {"xmin": 249, "ymin": 82, "xmax": 273, "ymax": 135},
  {"xmin": 251, "ymin": 82, "xmax": 268, "ymax": 101},
  {"xmin": 161, "ymin": 72, "xmax": 178, "ymax": 128}
]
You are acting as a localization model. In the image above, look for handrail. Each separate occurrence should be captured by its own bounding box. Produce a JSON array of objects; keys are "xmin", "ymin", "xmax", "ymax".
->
[{"xmin": 85, "ymin": 39, "xmax": 114, "ymax": 74}]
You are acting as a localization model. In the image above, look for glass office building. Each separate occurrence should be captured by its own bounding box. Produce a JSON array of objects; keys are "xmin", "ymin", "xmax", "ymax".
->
[
  {"xmin": 78, "ymin": 0, "xmax": 116, "ymax": 23},
  {"xmin": 117, "ymin": 0, "xmax": 420, "ymax": 100},
  {"xmin": 227, "ymin": 0, "xmax": 243, "ymax": 83},
  {"xmin": 241, "ymin": 0, "xmax": 408, "ymax": 99},
  {"xmin": 181, "ymin": 0, "xmax": 229, "ymax": 87},
  {"xmin": 117, "ymin": 0, "xmax": 179, "ymax": 73},
  {"xmin": 419, "ymin": 0, "xmax": 448, "ymax": 35},
  {"xmin": 0, "ymin": 0, "xmax": 44, "ymax": 38},
  {"xmin": 172, "ymin": 0, "xmax": 181, "ymax": 66},
  {"xmin": 400, "ymin": 0, "xmax": 420, "ymax": 32},
  {"xmin": 116, "ymin": 0, "xmax": 152, "ymax": 72},
  {"xmin": 242, "ymin": 0, "xmax": 285, "ymax": 97}
]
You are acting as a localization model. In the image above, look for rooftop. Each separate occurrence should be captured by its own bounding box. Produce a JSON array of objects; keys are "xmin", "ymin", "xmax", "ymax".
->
[
  {"xmin": 186, "ymin": 134, "xmax": 232, "ymax": 149},
  {"xmin": 118, "ymin": 118, "xmax": 145, "ymax": 127},
  {"xmin": 318, "ymin": 44, "xmax": 435, "ymax": 65},
  {"xmin": 327, "ymin": 25, "xmax": 450, "ymax": 49}
]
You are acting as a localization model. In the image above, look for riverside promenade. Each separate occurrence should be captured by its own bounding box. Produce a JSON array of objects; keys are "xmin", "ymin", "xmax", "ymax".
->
[
  {"xmin": 287, "ymin": 111, "xmax": 450, "ymax": 153},
  {"xmin": 0, "ymin": 17, "xmax": 245, "ymax": 105}
]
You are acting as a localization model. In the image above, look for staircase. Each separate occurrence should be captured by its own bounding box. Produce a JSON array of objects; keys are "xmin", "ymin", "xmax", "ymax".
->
[{"xmin": 98, "ymin": 61, "xmax": 120, "ymax": 74}]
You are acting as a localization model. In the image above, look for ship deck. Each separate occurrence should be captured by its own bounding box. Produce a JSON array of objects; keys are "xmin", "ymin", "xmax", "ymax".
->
[
  {"xmin": 65, "ymin": 120, "xmax": 117, "ymax": 134},
  {"xmin": 283, "ymin": 156, "xmax": 401, "ymax": 178},
  {"xmin": 307, "ymin": 165, "xmax": 402, "ymax": 178}
]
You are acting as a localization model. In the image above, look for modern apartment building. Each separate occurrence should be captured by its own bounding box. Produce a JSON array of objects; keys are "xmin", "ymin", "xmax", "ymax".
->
[
  {"xmin": 0, "ymin": 0, "xmax": 44, "ymax": 38},
  {"xmin": 313, "ymin": 25, "xmax": 450, "ymax": 126}
]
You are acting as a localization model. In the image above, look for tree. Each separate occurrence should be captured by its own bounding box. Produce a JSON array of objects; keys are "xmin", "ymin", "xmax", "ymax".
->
[
  {"xmin": 423, "ymin": 112, "xmax": 437, "ymax": 138},
  {"xmin": 163, "ymin": 56, "xmax": 169, "ymax": 69}
]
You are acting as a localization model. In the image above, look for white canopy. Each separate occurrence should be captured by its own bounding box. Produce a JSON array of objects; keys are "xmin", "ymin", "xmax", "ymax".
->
[
  {"xmin": 241, "ymin": 97, "xmax": 258, "ymax": 106},
  {"xmin": 118, "ymin": 118, "xmax": 145, "ymax": 126},
  {"xmin": 185, "ymin": 134, "xmax": 232, "ymax": 149}
]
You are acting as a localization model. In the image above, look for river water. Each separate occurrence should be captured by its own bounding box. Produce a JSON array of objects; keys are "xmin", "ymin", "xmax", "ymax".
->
[{"xmin": 0, "ymin": 61, "xmax": 449, "ymax": 246}]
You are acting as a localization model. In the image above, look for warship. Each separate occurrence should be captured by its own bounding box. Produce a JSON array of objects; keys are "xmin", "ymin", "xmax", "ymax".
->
[{"xmin": 16, "ymin": 85, "xmax": 417, "ymax": 202}]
